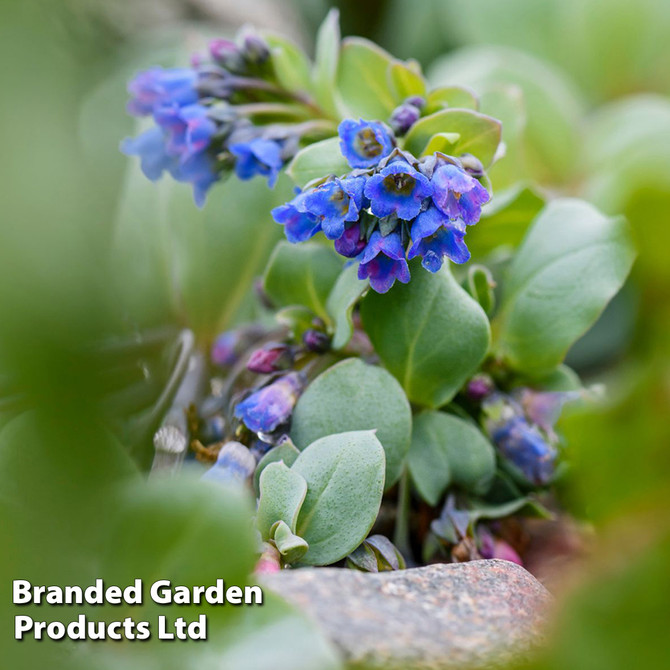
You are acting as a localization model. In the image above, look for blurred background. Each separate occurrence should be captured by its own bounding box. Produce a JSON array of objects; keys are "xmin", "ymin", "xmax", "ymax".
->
[{"xmin": 1, "ymin": 0, "xmax": 668, "ymax": 668}]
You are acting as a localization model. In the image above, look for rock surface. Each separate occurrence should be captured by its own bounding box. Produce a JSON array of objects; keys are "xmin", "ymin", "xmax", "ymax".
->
[{"xmin": 263, "ymin": 559, "xmax": 552, "ymax": 669}]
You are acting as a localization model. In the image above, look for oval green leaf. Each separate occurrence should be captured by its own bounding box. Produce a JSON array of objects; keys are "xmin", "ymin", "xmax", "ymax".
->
[
  {"xmin": 360, "ymin": 263, "xmax": 491, "ymax": 408},
  {"xmin": 495, "ymin": 198, "xmax": 636, "ymax": 374},
  {"xmin": 263, "ymin": 241, "xmax": 344, "ymax": 321},
  {"xmin": 291, "ymin": 430, "xmax": 385, "ymax": 566},
  {"xmin": 286, "ymin": 137, "xmax": 350, "ymax": 188},
  {"xmin": 257, "ymin": 461, "xmax": 308, "ymax": 540},
  {"xmin": 408, "ymin": 411, "xmax": 496, "ymax": 506},
  {"xmin": 291, "ymin": 358, "xmax": 411, "ymax": 487},
  {"xmin": 325, "ymin": 263, "xmax": 369, "ymax": 349}
]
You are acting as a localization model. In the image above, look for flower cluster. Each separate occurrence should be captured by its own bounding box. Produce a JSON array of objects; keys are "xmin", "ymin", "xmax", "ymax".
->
[
  {"xmin": 120, "ymin": 29, "xmax": 317, "ymax": 206},
  {"xmin": 272, "ymin": 119, "xmax": 490, "ymax": 293},
  {"xmin": 481, "ymin": 389, "xmax": 579, "ymax": 486}
]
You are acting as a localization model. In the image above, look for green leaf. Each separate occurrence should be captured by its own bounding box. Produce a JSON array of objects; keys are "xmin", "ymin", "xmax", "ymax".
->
[
  {"xmin": 403, "ymin": 108, "xmax": 502, "ymax": 165},
  {"xmin": 422, "ymin": 132, "xmax": 461, "ymax": 156},
  {"xmin": 467, "ymin": 264, "xmax": 496, "ymax": 315},
  {"xmin": 325, "ymin": 263, "xmax": 369, "ymax": 349},
  {"xmin": 408, "ymin": 411, "xmax": 496, "ymax": 505},
  {"xmin": 468, "ymin": 184, "xmax": 545, "ymax": 258},
  {"xmin": 291, "ymin": 358, "xmax": 412, "ymax": 487},
  {"xmin": 253, "ymin": 439, "xmax": 301, "ymax": 494},
  {"xmin": 360, "ymin": 263, "xmax": 491, "ymax": 408},
  {"xmin": 389, "ymin": 59, "xmax": 426, "ymax": 101},
  {"xmin": 291, "ymin": 431, "xmax": 385, "ymax": 566},
  {"xmin": 256, "ymin": 462, "xmax": 308, "ymax": 540},
  {"xmin": 271, "ymin": 520, "xmax": 309, "ymax": 563},
  {"xmin": 312, "ymin": 8, "xmax": 341, "ymax": 117},
  {"xmin": 263, "ymin": 241, "xmax": 343, "ymax": 321},
  {"xmin": 265, "ymin": 33, "xmax": 312, "ymax": 93},
  {"xmin": 286, "ymin": 137, "xmax": 350, "ymax": 188},
  {"xmin": 467, "ymin": 496, "xmax": 553, "ymax": 524},
  {"xmin": 495, "ymin": 199, "xmax": 636, "ymax": 374},
  {"xmin": 425, "ymin": 85, "xmax": 479, "ymax": 113},
  {"xmin": 336, "ymin": 37, "xmax": 397, "ymax": 119}
]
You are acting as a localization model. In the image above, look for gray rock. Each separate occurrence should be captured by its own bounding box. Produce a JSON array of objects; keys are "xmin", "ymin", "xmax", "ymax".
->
[{"xmin": 262, "ymin": 559, "xmax": 552, "ymax": 669}]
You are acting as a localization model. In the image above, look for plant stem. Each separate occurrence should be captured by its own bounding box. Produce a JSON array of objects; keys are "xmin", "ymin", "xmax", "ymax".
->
[{"xmin": 394, "ymin": 468, "xmax": 413, "ymax": 563}]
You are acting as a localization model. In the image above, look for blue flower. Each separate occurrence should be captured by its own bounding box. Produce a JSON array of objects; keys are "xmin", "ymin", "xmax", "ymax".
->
[
  {"xmin": 491, "ymin": 416, "xmax": 557, "ymax": 486},
  {"xmin": 173, "ymin": 151, "xmax": 219, "ymax": 208},
  {"xmin": 431, "ymin": 163, "xmax": 489, "ymax": 225},
  {"xmin": 272, "ymin": 190, "xmax": 321, "ymax": 243},
  {"xmin": 338, "ymin": 119, "xmax": 394, "ymax": 169},
  {"xmin": 334, "ymin": 222, "xmax": 367, "ymax": 258},
  {"xmin": 230, "ymin": 137, "xmax": 283, "ymax": 187},
  {"xmin": 120, "ymin": 127, "xmax": 176, "ymax": 181},
  {"xmin": 357, "ymin": 231, "xmax": 410, "ymax": 293},
  {"xmin": 364, "ymin": 161, "xmax": 433, "ymax": 220},
  {"xmin": 407, "ymin": 206, "xmax": 470, "ymax": 272},
  {"xmin": 302, "ymin": 176, "xmax": 366, "ymax": 240},
  {"xmin": 126, "ymin": 67, "xmax": 198, "ymax": 117},
  {"xmin": 234, "ymin": 373, "xmax": 303, "ymax": 434}
]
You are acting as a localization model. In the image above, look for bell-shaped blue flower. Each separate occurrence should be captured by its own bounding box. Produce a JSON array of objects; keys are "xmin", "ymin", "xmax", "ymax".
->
[
  {"xmin": 357, "ymin": 231, "xmax": 410, "ymax": 293},
  {"xmin": 431, "ymin": 163, "xmax": 489, "ymax": 225},
  {"xmin": 127, "ymin": 67, "xmax": 198, "ymax": 117},
  {"xmin": 120, "ymin": 127, "xmax": 176, "ymax": 181},
  {"xmin": 230, "ymin": 137, "xmax": 283, "ymax": 187},
  {"xmin": 201, "ymin": 442, "xmax": 256, "ymax": 487},
  {"xmin": 338, "ymin": 119, "xmax": 394, "ymax": 169},
  {"xmin": 302, "ymin": 176, "xmax": 366, "ymax": 240},
  {"xmin": 364, "ymin": 161, "xmax": 433, "ymax": 220},
  {"xmin": 491, "ymin": 416, "xmax": 557, "ymax": 486},
  {"xmin": 407, "ymin": 206, "xmax": 470, "ymax": 272},
  {"xmin": 234, "ymin": 372, "xmax": 303, "ymax": 434},
  {"xmin": 272, "ymin": 190, "xmax": 321, "ymax": 243}
]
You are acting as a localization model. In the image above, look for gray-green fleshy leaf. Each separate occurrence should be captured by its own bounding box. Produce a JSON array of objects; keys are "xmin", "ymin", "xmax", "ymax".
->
[
  {"xmin": 360, "ymin": 262, "xmax": 490, "ymax": 408},
  {"xmin": 253, "ymin": 439, "xmax": 301, "ymax": 494},
  {"xmin": 336, "ymin": 37, "xmax": 397, "ymax": 119},
  {"xmin": 325, "ymin": 263, "xmax": 369, "ymax": 349},
  {"xmin": 271, "ymin": 520, "xmax": 309, "ymax": 563},
  {"xmin": 291, "ymin": 431, "xmax": 385, "ymax": 566},
  {"xmin": 263, "ymin": 241, "xmax": 344, "ymax": 321},
  {"xmin": 495, "ymin": 198, "xmax": 636, "ymax": 374},
  {"xmin": 403, "ymin": 108, "xmax": 502, "ymax": 166},
  {"xmin": 290, "ymin": 359, "xmax": 411, "ymax": 487},
  {"xmin": 256, "ymin": 462, "xmax": 308, "ymax": 540},
  {"xmin": 408, "ymin": 411, "xmax": 496, "ymax": 505},
  {"xmin": 286, "ymin": 137, "xmax": 350, "ymax": 188}
]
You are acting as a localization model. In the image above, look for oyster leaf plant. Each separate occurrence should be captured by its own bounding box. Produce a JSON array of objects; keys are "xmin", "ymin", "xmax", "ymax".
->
[{"xmin": 122, "ymin": 11, "xmax": 635, "ymax": 571}]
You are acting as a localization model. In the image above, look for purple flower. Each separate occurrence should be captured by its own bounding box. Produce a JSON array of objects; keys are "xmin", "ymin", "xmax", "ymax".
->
[
  {"xmin": 334, "ymin": 222, "xmax": 367, "ymax": 258},
  {"xmin": 364, "ymin": 161, "xmax": 433, "ymax": 220},
  {"xmin": 302, "ymin": 176, "xmax": 366, "ymax": 240},
  {"xmin": 126, "ymin": 67, "xmax": 198, "ymax": 117},
  {"xmin": 230, "ymin": 137, "xmax": 283, "ymax": 187},
  {"xmin": 272, "ymin": 190, "xmax": 321, "ymax": 243},
  {"xmin": 357, "ymin": 231, "xmax": 410, "ymax": 294},
  {"xmin": 389, "ymin": 102, "xmax": 421, "ymax": 135},
  {"xmin": 491, "ymin": 416, "xmax": 557, "ymax": 486},
  {"xmin": 234, "ymin": 373, "xmax": 303, "ymax": 434},
  {"xmin": 338, "ymin": 119, "xmax": 394, "ymax": 169},
  {"xmin": 120, "ymin": 127, "xmax": 176, "ymax": 181},
  {"xmin": 517, "ymin": 389, "xmax": 581, "ymax": 442},
  {"xmin": 431, "ymin": 163, "xmax": 489, "ymax": 225},
  {"xmin": 479, "ymin": 530, "xmax": 523, "ymax": 565},
  {"xmin": 407, "ymin": 206, "xmax": 470, "ymax": 272}
]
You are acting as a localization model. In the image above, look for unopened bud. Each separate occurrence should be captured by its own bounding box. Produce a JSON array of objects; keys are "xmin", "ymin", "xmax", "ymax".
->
[
  {"xmin": 389, "ymin": 103, "xmax": 421, "ymax": 135},
  {"xmin": 209, "ymin": 38, "xmax": 246, "ymax": 73},
  {"xmin": 247, "ymin": 342, "xmax": 293, "ymax": 374},
  {"xmin": 303, "ymin": 329, "xmax": 331, "ymax": 353}
]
